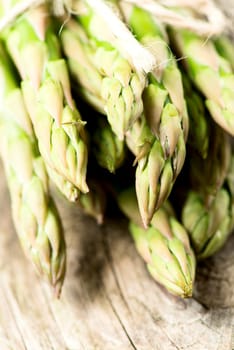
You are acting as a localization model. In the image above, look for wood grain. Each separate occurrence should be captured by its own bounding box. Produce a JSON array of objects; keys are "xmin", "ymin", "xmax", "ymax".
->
[{"xmin": 0, "ymin": 154, "xmax": 234, "ymax": 350}]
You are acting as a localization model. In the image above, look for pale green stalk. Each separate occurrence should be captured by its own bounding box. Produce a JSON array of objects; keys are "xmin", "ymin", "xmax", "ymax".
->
[
  {"xmin": 61, "ymin": 5, "xmax": 146, "ymax": 140},
  {"xmin": 170, "ymin": 28, "xmax": 234, "ymax": 136},
  {"xmin": 118, "ymin": 188, "xmax": 196, "ymax": 298},
  {"xmin": 182, "ymin": 73, "xmax": 209, "ymax": 159},
  {"xmin": 1, "ymin": 3, "xmax": 89, "ymax": 195},
  {"xmin": 115, "ymin": 5, "xmax": 188, "ymax": 226},
  {"xmin": 126, "ymin": 114, "xmax": 185, "ymax": 227},
  {"xmin": 124, "ymin": 5, "xmax": 189, "ymax": 151},
  {"xmin": 182, "ymin": 187, "xmax": 234, "ymax": 259},
  {"xmin": 0, "ymin": 43, "xmax": 66, "ymax": 296},
  {"xmin": 182, "ymin": 149, "xmax": 234, "ymax": 259},
  {"xmin": 188, "ymin": 122, "xmax": 231, "ymax": 203},
  {"xmin": 92, "ymin": 117, "xmax": 125, "ymax": 173}
]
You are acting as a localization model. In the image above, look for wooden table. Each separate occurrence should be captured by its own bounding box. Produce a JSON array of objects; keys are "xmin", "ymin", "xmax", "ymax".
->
[{"xmin": 0, "ymin": 157, "xmax": 234, "ymax": 350}]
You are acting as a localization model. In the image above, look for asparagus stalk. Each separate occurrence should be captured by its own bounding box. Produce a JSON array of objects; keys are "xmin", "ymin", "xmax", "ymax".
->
[
  {"xmin": 1, "ymin": 3, "xmax": 89, "ymax": 195},
  {"xmin": 126, "ymin": 114, "xmax": 185, "ymax": 227},
  {"xmin": 61, "ymin": 4, "xmax": 147, "ymax": 140},
  {"xmin": 169, "ymin": 28, "xmax": 234, "ymax": 136},
  {"xmin": 118, "ymin": 188, "xmax": 196, "ymax": 298},
  {"xmin": 124, "ymin": 5, "xmax": 189, "ymax": 148},
  {"xmin": 181, "ymin": 73, "xmax": 210, "ymax": 159},
  {"xmin": 0, "ymin": 43, "xmax": 66, "ymax": 296},
  {"xmin": 182, "ymin": 186, "xmax": 234, "ymax": 259},
  {"xmin": 182, "ymin": 143, "xmax": 234, "ymax": 259},
  {"xmin": 116, "ymin": 5, "xmax": 187, "ymax": 226},
  {"xmin": 60, "ymin": 18, "xmax": 104, "ymax": 112},
  {"xmin": 92, "ymin": 117, "xmax": 125, "ymax": 173},
  {"xmin": 188, "ymin": 122, "xmax": 231, "ymax": 204}
]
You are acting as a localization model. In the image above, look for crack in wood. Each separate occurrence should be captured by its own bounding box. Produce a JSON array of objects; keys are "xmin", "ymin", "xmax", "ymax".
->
[
  {"xmin": 104, "ymin": 291, "xmax": 138, "ymax": 350},
  {"xmin": 101, "ymin": 224, "xmax": 132, "ymax": 313}
]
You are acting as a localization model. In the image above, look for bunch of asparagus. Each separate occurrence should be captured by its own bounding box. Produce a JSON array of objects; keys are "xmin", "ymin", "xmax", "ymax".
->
[{"xmin": 0, "ymin": 0, "xmax": 233, "ymax": 298}]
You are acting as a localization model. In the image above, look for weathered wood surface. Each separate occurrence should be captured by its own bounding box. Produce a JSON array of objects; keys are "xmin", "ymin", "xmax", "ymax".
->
[{"xmin": 0, "ymin": 157, "xmax": 234, "ymax": 350}]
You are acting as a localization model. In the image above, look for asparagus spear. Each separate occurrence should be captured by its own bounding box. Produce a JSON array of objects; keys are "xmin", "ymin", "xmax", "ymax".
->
[
  {"xmin": 182, "ymin": 187, "xmax": 234, "ymax": 259},
  {"xmin": 115, "ymin": 5, "xmax": 187, "ymax": 226},
  {"xmin": 61, "ymin": 4, "xmax": 146, "ymax": 140},
  {"xmin": 182, "ymin": 73, "xmax": 210, "ymax": 159},
  {"xmin": 182, "ymin": 143, "xmax": 234, "ymax": 260},
  {"xmin": 169, "ymin": 28, "xmax": 234, "ymax": 136},
  {"xmin": 188, "ymin": 122, "xmax": 231, "ymax": 204},
  {"xmin": 124, "ymin": 5, "xmax": 189, "ymax": 149},
  {"xmin": 118, "ymin": 188, "xmax": 196, "ymax": 298},
  {"xmin": 92, "ymin": 117, "xmax": 125, "ymax": 173},
  {"xmin": 126, "ymin": 114, "xmax": 185, "ymax": 227},
  {"xmin": 1, "ymin": 3, "xmax": 89, "ymax": 195},
  {"xmin": 0, "ymin": 43, "xmax": 66, "ymax": 296}
]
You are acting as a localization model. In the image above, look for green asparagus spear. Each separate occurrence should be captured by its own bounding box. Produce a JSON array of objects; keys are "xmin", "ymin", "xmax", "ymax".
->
[
  {"xmin": 182, "ymin": 73, "xmax": 210, "ymax": 159},
  {"xmin": 126, "ymin": 114, "xmax": 185, "ymax": 227},
  {"xmin": 182, "ymin": 148, "xmax": 234, "ymax": 259},
  {"xmin": 1, "ymin": 3, "xmax": 89, "ymax": 195},
  {"xmin": 182, "ymin": 187, "xmax": 234, "ymax": 259},
  {"xmin": 118, "ymin": 187, "xmax": 196, "ymax": 297},
  {"xmin": 61, "ymin": 4, "xmax": 146, "ymax": 140},
  {"xmin": 170, "ymin": 28, "xmax": 234, "ymax": 136},
  {"xmin": 188, "ymin": 122, "xmax": 231, "ymax": 203},
  {"xmin": 0, "ymin": 43, "xmax": 66, "ymax": 296},
  {"xmin": 125, "ymin": 5, "xmax": 189, "ymax": 149},
  {"xmin": 92, "ymin": 117, "xmax": 125, "ymax": 173}
]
